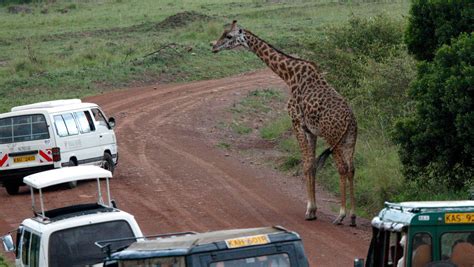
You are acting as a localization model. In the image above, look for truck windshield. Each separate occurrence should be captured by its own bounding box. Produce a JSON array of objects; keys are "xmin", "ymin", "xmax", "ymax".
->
[
  {"xmin": 210, "ymin": 253, "xmax": 291, "ymax": 267},
  {"xmin": 0, "ymin": 114, "xmax": 49, "ymax": 144},
  {"xmin": 48, "ymin": 220, "xmax": 135, "ymax": 267}
]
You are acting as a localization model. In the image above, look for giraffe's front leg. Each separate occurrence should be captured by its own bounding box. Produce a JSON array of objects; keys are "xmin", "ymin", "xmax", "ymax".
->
[{"xmin": 292, "ymin": 121, "xmax": 317, "ymax": 220}]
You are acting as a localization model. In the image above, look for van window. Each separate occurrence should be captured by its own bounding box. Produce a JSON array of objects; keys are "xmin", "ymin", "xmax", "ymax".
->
[
  {"xmin": 49, "ymin": 220, "xmax": 135, "ymax": 267},
  {"xmin": 30, "ymin": 233, "xmax": 40, "ymax": 267},
  {"xmin": 62, "ymin": 113, "xmax": 79, "ymax": 135},
  {"xmin": 0, "ymin": 114, "xmax": 49, "ymax": 144},
  {"xmin": 92, "ymin": 108, "xmax": 109, "ymax": 128},
  {"xmin": 53, "ymin": 115, "xmax": 68, "ymax": 137},
  {"xmin": 74, "ymin": 111, "xmax": 92, "ymax": 133}
]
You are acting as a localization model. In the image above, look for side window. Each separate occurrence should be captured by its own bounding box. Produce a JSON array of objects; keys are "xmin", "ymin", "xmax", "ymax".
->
[
  {"xmin": 53, "ymin": 115, "xmax": 68, "ymax": 137},
  {"xmin": 441, "ymin": 231, "xmax": 474, "ymax": 267},
  {"xmin": 62, "ymin": 113, "xmax": 79, "ymax": 135},
  {"xmin": 411, "ymin": 233, "xmax": 432, "ymax": 267},
  {"xmin": 30, "ymin": 233, "xmax": 40, "ymax": 267},
  {"xmin": 84, "ymin": 110, "xmax": 96, "ymax": 131},
  {"xmin": 74, "ymin": 111, "xmax": 92, "ymax": 133},
  {"xmin": 91, "ymin": 108, "xmax": 109, "ymax": 128},
  {"xmin": 21, "ymin": 230, "xmax": 31, "ymax": 265}
]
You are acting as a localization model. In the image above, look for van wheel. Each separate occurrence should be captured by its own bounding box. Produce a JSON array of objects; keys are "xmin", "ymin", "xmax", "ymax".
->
[
  {"xmin": 5, "ymin": 183, "xmax": 20, "ymax": 195},
  {"xmin": 102, "ymin": 153, "xmax": 115, "ymax": 174},
  {"xmin": 67, "ymin": 159, "xmax": 78, "ymax": 189}
]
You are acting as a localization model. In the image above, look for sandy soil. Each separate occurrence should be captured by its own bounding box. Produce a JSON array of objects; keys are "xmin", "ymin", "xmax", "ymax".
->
[{"xmin": 0, "ymin": 69, "xmax": 371, "ymax": 266}]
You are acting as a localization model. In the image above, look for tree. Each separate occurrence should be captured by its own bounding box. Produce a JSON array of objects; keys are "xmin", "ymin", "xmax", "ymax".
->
[
  {"xmin": 393, "ymin": 33, "xmax": 473, "ymax": 189},
  {"xmin": 405, "ymin": 0, "xmax": 473, "ymax": 61}
]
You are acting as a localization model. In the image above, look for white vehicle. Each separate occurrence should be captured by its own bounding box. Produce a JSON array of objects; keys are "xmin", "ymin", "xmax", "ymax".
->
[
  {"xmin": 0, "ymin": 166, "xmax": 143, "ymax": 267},
  {"xmin": 0, "ymin": 99, "xmax": 118, "ymax": 195}
]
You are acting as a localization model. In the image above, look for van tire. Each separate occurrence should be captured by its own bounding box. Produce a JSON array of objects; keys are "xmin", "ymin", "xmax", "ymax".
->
[
  {"xmin": 102, "ymin": 153, "xmax": 115, "ymax": 174},
  {"xmin": 67, "ymin": 159, "xmax": 78, "ymax": 189},
  {"xmin": 5, "ymin": 183, "xmax": 20, "ymax": 195}
]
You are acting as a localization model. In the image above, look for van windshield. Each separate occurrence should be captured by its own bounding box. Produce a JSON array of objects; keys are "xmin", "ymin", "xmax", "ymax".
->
[{"xmin": 0, "ymin": 114, "xmax": 49, "ymax": 144}]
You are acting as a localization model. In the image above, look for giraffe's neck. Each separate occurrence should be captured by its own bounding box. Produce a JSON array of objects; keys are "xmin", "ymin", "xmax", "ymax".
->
[{"xmin": 244, "ymin": 31, "xmax": 300, "ymax": 85}]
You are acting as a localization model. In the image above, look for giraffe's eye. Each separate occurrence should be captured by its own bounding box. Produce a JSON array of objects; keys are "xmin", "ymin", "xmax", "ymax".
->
[{"xmin": 226, "ymin": 35, "xmax": 232, "ymax": 39}]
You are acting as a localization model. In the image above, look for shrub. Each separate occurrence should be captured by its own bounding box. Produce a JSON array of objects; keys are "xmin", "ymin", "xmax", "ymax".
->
[
  {"xmin": 393, "ymin": 33, "xmax": 473, "ymax": 190},
  {"xmin": 405, "ymin": 0, "xmax": 473, "ymax": 61}
]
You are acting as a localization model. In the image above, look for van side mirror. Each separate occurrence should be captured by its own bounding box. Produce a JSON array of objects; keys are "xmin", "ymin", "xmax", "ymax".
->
[
  {"xmin": 1, "ymin": 234, "xmax": 15, "ymax": 252},
  {"xmin": 108, "ymin": 117, "xmax": 116, "ymax": 129}
]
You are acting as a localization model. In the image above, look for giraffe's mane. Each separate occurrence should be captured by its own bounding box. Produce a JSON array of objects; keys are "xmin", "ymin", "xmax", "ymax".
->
[{"xmin": 244, "ymin": 29, "xmax": 317, "ymax": 68}]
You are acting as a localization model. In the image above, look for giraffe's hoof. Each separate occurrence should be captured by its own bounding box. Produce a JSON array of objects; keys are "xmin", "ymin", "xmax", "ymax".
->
[
  {"xmin": 350, "ymin": 215, "xmax": 357, "ymax": 227},
  {"xmin": 332, "ymin": 215, "xmax": 345, "ymax": 225},
  {"xmin": 305, "ymin": 211, "xmax": 317, "ymax": 221}
]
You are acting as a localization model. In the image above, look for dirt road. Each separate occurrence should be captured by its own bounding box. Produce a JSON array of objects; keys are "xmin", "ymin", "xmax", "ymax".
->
[{"xmin": 0, "ymin": 70, "xmax": 370, "ymax": 266}]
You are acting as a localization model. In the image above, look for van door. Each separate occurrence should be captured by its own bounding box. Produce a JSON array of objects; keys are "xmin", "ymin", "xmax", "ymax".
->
[
  {"xmin": 91, "ymin": 108, "xmax": 116, "ymax": 163},
  {"xmin": 16, "ymin": 228, "xmax": 41, "ymax": 267}
]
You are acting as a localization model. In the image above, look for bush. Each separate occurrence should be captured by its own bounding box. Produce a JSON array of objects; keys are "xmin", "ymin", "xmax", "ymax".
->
[
  {"xmin": 405, "ymin": 0, "xmax": 473, "ymax": 61},
  {"xmin": 393, "ymin": 33, "xmax": 473, "ymax": 190}
]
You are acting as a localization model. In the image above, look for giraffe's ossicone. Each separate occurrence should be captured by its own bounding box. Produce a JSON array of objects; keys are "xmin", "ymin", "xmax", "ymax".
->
[{"xmin": 212, "ymin": 21, "xmax": 358, "ymax": 226}]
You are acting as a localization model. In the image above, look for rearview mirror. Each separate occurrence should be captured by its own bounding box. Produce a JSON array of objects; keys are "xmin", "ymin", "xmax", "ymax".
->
[
  {"xmin": 1, "ymin": 234, "xmax": 15, "ymax": 252},
  {"xmin": 108, "ymin": 117, "xmax": 116, "ymax": 129}
]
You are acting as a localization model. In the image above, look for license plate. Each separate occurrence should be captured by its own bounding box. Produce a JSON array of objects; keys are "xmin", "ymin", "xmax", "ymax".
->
[
  {"xmin": 225, "ymin": 234, "xmax": 270, "ymax": 249},
  {"xmin": 445, "ymin": 213, "xmax": 474, "ymax": 224},
  {"xmin": 13, "ymin": 155, "xmax": 35, "ymax": 163}
]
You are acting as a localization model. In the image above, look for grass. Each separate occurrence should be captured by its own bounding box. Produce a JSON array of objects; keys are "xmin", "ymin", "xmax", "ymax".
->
[{"xmin": 0, "ymin": 0, "xmax": 410, "ymax": 112}]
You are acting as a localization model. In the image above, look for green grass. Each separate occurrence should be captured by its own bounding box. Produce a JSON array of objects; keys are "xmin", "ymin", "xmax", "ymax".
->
[
  {"xmin": 0, "ymin": 255, "xmax": 10, "ymax": 267},
  {"xmin": 0, "ymin": 0, "xmax": 410, "ymax": 112}
]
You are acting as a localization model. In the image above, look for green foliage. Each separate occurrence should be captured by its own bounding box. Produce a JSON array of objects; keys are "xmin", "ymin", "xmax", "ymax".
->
[
  {"xmin": 405, "ymin": 0, "xmax": 473, "ymax": 61},
  {"xmin": 260, "ymin": 115, "xmax": 291, "ymax": 140},
  {"xmin": 0, "ymin": 255, "xmax": 10, "ymax": 267},
  {"xmin": 393, "ymin": 33, "xmax": 474, "ymax": 190}
]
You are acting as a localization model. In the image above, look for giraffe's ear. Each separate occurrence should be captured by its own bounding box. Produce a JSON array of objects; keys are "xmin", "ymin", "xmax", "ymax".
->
[{"xmin": 230, "ymin": 20, "xmax": 238, "ymax": 31}]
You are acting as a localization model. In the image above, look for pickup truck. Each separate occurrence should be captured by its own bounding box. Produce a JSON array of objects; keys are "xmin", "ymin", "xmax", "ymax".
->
[{"xmin": 1, "ymin": 166, "xmax": 143, "ymax": 267}]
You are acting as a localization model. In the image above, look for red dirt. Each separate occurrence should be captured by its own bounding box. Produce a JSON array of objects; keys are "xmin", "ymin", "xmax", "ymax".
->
[{"xmin": 0, "ymin": 69, "xmax": 370, "ymax": 266}]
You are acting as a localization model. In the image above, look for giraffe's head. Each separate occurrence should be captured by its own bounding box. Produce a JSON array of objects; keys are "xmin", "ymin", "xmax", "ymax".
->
[{"xmin": 211, "ymin": 20, "xmax": 248, "ymax": 53}]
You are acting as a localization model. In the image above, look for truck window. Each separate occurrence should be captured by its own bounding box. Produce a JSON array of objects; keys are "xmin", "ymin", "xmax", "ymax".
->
[
  {"xmin": 411, "ymin": 233, "xmax": 432, "ymax": 267},
  {"xmin": 21, "ymin": 230, "xmax": 31, "ymax": 265},
  {"xmin": 440, "ymin": 231, "xmax": 474, "ymax": 266},
  {"xmin": 48, "ymin": 220, "xmax": 135, "ymax": 267},
  {"xmin": 210, "ymin": 253, "xmax": 291, "ymax": 267},
  {"xmin": 118, "ymin": 257, "xmax": 186, "ymax": 267},
  {"xmin": 0, "ymin": 114, "xmax": 49, "ymax": 144},
  {"xmin": 20, "ymin": 230, "xmax": 40, "ymax": 267}
]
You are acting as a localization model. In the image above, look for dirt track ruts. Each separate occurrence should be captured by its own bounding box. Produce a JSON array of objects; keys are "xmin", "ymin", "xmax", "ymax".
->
[{"xmin": 0, "ymin": 70, "xmax": 370, "ymax": 266}]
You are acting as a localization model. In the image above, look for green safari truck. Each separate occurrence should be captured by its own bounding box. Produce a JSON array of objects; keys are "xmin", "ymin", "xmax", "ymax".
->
[{"xmin": 363, "ymin": 201, "xmax": 474, "ymax": 267}]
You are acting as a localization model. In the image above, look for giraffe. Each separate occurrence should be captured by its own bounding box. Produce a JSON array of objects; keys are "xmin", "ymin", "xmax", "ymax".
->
[{"xmin": 211, "ymin": 21, "xmax": 358, "ymax": 226}]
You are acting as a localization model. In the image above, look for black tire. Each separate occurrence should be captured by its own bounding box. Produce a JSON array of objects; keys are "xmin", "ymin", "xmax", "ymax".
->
[
  {"xmin": 5, "ymin": 183, "xmax": 20, "ymax": 195},
  {"xmin": 102, "ymin": 153, "xmax": 115, "ymax": 174},
  {"xmin": 67, "ymin": 159, "xmax": 78, "ymax": 189}
]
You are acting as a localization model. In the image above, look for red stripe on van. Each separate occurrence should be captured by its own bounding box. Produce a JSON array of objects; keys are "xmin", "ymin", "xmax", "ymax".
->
[
  {"xmin": 0, "ymin": 154, "xmax": 7, "ymax": 167},
  {"xmin": 39, "ymin": 150, "xmax": 53, "ymax": 162}
]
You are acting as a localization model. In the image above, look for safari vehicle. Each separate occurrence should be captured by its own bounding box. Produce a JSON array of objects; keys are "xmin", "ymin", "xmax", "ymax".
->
[
  {"xmin": 98, "ymin": 226, "xmax": 309, "ymax": 267},
  {"xmin": 0, "ymin": 99, "xmax": 117, "ymax": 195},
  {"xmin": 361, "ymin": 201, "xmax": 474, "ymax": 267},
  {"xmin": 1, "ymin": 166, "xmax": 143, "ymax": 267}
]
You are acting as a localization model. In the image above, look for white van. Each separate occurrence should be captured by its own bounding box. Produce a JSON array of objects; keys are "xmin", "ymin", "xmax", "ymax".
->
[{"xmin": 0, "ymin": 99, "xmax": 118, "ymax": 195}]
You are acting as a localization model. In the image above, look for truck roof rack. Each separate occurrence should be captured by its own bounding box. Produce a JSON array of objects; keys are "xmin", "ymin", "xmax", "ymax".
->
[{"xmin": 384, "ymin": 201, "xmax": 474, "ymax": 213}]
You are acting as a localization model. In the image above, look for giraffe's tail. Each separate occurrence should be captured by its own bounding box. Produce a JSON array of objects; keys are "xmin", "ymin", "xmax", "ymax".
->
[{"xmin": 314, "ymin": 147, "xmax": 332, "ymax": 175}]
